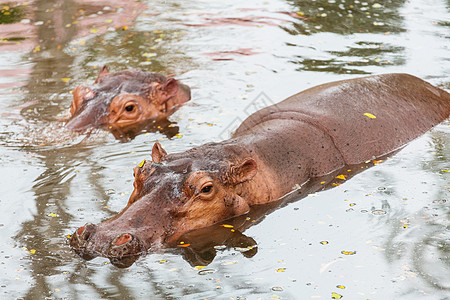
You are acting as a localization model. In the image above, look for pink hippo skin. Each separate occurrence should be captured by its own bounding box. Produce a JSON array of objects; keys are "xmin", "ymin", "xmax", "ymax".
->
[
  {"xmin": 66, "ymin": 66, "xmax": 191, "ymax": 136},
  {"xmin": 70, "ymin": 73, "xmax": 450, "ymax": 265}
]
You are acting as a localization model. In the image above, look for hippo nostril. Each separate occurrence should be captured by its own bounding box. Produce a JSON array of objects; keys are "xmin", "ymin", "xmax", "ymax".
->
[
  {"xmin": 115, "ymin": 233, "xmax": 132, "ymax": 246},
  {"xmin": 107, "ymin": 233, "xmax": 143, "ymax": 258},
  {"xmin": 77, "ymin": 225, "xmax": 85, "ymax": 236}
]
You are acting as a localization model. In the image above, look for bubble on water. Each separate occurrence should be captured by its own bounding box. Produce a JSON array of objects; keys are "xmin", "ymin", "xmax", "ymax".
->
[
  {"xmin": 372, "ymin": 209, "xmax": 387, "ymax": 215},
  {"xmin": 105, "ymin": 189, "xmax": 115, "ymax": 195},
  {"xmin": 432, "ymin": 199, "xmax": 446, "ymax": 204},
  {"xmin": 272, "ymin": 286, "xmax": 283, "ymax": 291},
  {"xmin": 198, "ymin": 269, "xmax": 216, "ymax": 275}
]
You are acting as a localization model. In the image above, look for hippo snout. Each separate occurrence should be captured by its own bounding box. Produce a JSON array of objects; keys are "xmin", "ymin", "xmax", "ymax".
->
[{"xmin": 70, "ymin": 223, "xmax": 145, "ymax": 262}]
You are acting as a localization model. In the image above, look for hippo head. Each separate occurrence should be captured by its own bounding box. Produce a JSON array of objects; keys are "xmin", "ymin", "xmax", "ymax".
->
[
  {"xmin": 66, "ymin": 66, "xmax": 191, "ymax": 131},
  {"xmin": 70, "ymin": 141, "xmax": 262, "ymax": 264}
]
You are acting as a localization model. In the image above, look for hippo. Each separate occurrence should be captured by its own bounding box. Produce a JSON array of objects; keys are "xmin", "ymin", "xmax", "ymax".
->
[
  {"xmin": 70, "ymin": 73, "xmax": 450, "ymax": 266},
  {"xmin": 66, "ymin": 66, "xmax": 191, "ymax": 136}
]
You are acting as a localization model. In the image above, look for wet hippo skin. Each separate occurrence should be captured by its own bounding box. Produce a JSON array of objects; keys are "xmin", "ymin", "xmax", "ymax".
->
[
  {"xmin": 65, "ymin": 66, "xmax": 191, "ymax": 134},
  {"xmin": 70, "ymin": 73, "xmax": 450, "ymax": 265}
]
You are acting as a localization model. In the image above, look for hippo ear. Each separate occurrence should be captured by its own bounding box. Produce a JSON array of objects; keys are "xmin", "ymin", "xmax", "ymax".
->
[
  {"xmin": 231, "ymin": 158, "xmax": 257, "ymax": 184},
  {"xmin": 70, "ymin": 85, "xmax": 96, "ymax": 116},
  {"xmin": 94, "ymin": 65, "xmax": 110, "ymax": 84},
  {"xmin": 152, "ymin": 142, "xmax": 167, "ymax": 163},
  {"xmin": 151, "ymin": 78, "xmax": 179, "ymax": 105}
]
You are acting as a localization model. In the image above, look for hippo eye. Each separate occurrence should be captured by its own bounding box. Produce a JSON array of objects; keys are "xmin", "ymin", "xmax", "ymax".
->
[
  {"xmin": 125, "ymin": 104, "xmax": 135, "ymax": 112},
  {"xmin": 201, "ymin": 185, "xmax": 213, "ymax": 194}
]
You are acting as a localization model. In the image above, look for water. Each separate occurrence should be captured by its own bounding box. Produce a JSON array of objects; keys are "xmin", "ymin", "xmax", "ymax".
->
[{"xmin": 0, "ymin": 0, "xmax": 449, "ymax": 298}]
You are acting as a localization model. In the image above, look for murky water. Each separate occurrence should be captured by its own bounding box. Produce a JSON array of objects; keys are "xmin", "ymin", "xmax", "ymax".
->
[{"xmin": 0, "ymin": 0, "xmax": 449, "ymax": 298}]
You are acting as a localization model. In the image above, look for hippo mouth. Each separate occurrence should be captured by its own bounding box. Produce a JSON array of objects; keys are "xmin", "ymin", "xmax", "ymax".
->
[{"xmin": 70, "ymin": 223, "xmax": 147, "ymax": 268}]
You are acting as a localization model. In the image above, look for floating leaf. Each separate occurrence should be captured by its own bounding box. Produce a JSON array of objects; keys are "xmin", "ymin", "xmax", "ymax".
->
[
  {"xmin": 364, "ymin": 112, "xmax": 376, "ymax": 119},
  {"xmin": 222, "ymin": 261, "xmax": 238, "ymax": 265},
  {"xmin": 138, "ymin": 159, "xmax": 146, "ymax": 168},
  {"xmin": 332, "ymin": 292, "xmax": 343, "ymax": 299}
]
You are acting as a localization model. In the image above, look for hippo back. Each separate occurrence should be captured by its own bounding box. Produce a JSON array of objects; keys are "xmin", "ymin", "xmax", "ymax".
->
[{"xmin": 234, "ymin": 74, "xmax": 450, "ymax": 165}]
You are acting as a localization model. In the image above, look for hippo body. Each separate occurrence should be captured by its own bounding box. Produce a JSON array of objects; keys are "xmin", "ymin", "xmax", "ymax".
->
[
  {"xmin": 66, "ymin": 66, "xmax": 191, "ymax": 137},
  {"xmin": 70, "ymin": 73, "xmax": 450, "ymax": 264}
]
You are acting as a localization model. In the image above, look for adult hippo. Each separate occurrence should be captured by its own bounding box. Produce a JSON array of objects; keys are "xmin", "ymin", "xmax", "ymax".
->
[
  {"xmin": 66, "ymin": 66, "xmax": 191, "ymax": 134},
  {"xmin": 70, "ymin": 73, "xmax": 450, "ymax": 264}
]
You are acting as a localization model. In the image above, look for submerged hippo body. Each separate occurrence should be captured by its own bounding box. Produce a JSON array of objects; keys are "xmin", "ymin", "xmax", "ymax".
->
[
  {"xmin": 70, "ymin": 73, "xmax": 450, "ymax": 264},
  {"xmin": 66, "ymin": 66, "xmax": 191, "ymax": 135}
]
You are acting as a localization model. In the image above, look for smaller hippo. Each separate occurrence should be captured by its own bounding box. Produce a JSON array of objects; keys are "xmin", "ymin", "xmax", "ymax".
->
[{"xmin": 66, "ymin": 66, "xmax": 191, "ymax": 133}]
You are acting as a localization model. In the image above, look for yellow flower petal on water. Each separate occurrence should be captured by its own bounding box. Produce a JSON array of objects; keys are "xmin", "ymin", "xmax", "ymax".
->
[
  {"xmin": 138, "ymin": 159, "xmax": 146, "ymax": 168},
  {"xmin": 320, "ymin": 241, "xmax": 329, "ymax": 245},
  {"xmin": 222, "ymin": 261, "xmax": 238, "ymax": 265},
  {"xmin": 29, "ymin": 249, "xmax": 36, "ymax": 254},
  {"xmin": 336, "ymin": 285, "xmax": 346, "ymax": 289},
  {"xmin": 220, "ymin": 224, "xmax": 233, "ymax": 228},
  {"xmin": 276, "ymin": 268, "xmax": 286, "ymax": 272},
  {"xmin": 48, "ymin": 213, "xmax": 58, "ymax": 217},
  {"xmin": 364, "ymin": 112, "xmax": 376, "ymax": 119},
  {"xmin": 335, "ymin": 174, "xmax": 347, "ymax": 180},
  {"xmin": 90, "ymin": 28, "xmax": 98, "ymax": 34},
  {"xmin": 194, "ymin": 265, "xmax": 206, "ymax": 270},
  {"xmin": 33, "ymin": 45, "xmax": 40, "ymax": 53},
  {"xmin": 66, "ymin": 234, "xmax": 72, "ymax": 239},
  {"xmin": 105, "ymin": 19, "xmax": 113, "ymax": 23},
  {"xmin": 61, "ymin": 78, "xmax": 71, "ymax": 83},
  {"xmin": 341, "ymin": 250, "xmax": 356, "ymax": 255},
  {"xmin": 332, "ymin": 292, "xmax": 343, "ymax": 299}
]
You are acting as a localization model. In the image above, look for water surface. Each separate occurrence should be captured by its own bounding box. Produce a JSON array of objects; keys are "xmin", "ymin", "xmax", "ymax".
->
[{"xmin": 0, "ymin": 0, "xmax": 449, "ymax": 298}]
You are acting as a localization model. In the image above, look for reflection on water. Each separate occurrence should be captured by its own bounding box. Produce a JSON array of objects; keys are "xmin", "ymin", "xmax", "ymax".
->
[
  {"xmin": 0, "ymin": 0, "xmax": 448, "ymax": 298},
  {"xmin": 286, "ymin": 0, "xmax": 406, "ymax": 35}
]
